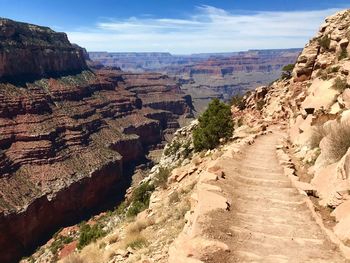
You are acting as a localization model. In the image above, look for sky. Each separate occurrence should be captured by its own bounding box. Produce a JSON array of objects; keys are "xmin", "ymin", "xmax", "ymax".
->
[{"xmin": 0, "ymin": 0, "xmax": 349, "ymax": 54}]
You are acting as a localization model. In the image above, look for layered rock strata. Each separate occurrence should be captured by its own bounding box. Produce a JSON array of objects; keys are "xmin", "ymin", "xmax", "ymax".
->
[{"xmin": 0, "ymin": 19, "xmax": 192, "ymax": 263}]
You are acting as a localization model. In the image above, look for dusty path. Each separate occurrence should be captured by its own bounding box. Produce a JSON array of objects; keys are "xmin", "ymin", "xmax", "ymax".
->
[{"xmin": 204, "ymin": 132, "xmax": 348, "ymax": 263}]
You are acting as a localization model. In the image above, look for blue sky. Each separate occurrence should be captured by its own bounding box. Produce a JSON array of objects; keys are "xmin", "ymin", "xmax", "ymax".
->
[{"xmin": 0, "ymin": 0, "xmax": 349, "ymax": 54}]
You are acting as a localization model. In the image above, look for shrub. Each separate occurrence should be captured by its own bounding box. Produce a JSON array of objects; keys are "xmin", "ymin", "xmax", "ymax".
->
[
  {"xmin": 50, "ymin": 235, "xmax": 74, "ymax": 254},
  {"xmin": 230, "ymin": 94, "xmax": 245, "ymax": 110},
  {"xmin": 164, "ymin": 140, "xmax": 181, "ymax": 156},
  {"xmin": 339, "ymin": 49, "xmax": 348, "ymax": 60},
  {"xmin": 77, "ymin": 223, "xmax": 106, "ymax": 249},
  {"xmin": 193, "ymin": 98, "xmax": 233, "ymax": 151},
  {"xmin": 309, "ymin": 125, "xmax": 327, "ymax": 149},
  {"xmin": 324, "ymin": 122, "xmax": 350, "ymax": 162},
  {"xmin": 318, "ymin": 36, "xmax": 331, "ymax": 50},
  {"xmin": 328, "ymin": 66, "xmax": 340, "ymax": 73},
  {"xmin": 154, "ymin": 167, "xmax": 170, "ymax": 189},
  {"xmin": 126, "ymin": 181, "xmax": 155, "ymax": 217},
  {"xmin": 333, "ymin": 77, "xmax": 350, "ymax": 92},
  {"xmin": 281, "ymin": 64, "xmax": 295, "ymax": 79},
  {"xmin": 181, "ymin": 140, "xmax": 192, "ymax": 159},
  {"xmin": 256, "ymin": 100, "xmax": 265, "ymax": 111}
]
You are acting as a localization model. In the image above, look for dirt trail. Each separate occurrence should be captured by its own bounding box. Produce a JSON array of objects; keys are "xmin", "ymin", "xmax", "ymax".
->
[{"xmin": 204, "ymin": 132, "xmax": 348, "ymax": 263}]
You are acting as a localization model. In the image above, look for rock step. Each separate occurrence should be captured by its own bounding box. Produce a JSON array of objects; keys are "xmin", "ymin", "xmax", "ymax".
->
[
  {"xmin": 234, "ymin": 174, "xmax": 291, "ymax": 187},
  {"xmin": 231, "ymin": 219, "xmax": 324, "ymax": 239}
]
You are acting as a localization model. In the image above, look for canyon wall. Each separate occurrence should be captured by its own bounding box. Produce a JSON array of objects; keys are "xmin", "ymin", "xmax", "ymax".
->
[
  {"xmin": 0, "ymin": 19, "xmax": 192, "ymax": 263},
  {"xmin": 89, "ymin": 49, "xmax": 301, "ymax": 114}
]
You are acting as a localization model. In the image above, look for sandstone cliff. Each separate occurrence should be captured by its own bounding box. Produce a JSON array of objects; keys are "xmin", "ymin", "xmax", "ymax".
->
[{"xmin": 0, "ymin": 19, "xmax": 193, "ymax": 263}]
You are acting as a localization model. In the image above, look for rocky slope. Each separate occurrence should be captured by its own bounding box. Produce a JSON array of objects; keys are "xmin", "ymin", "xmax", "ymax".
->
[
  {"xmin": 0, "ymin": 19, "xmax": 193, "ymax": 263},
  {"xmin": 231, "ymin": 9, "xmax": 350, "ymax": 257}
]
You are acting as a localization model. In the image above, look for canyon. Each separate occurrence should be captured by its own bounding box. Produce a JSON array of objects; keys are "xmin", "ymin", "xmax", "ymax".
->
[
  {"xmin": 0, "ymin": 18, "xmax": 193, "ymax": 263},
  {"xmin": 89, "ymin": 49, "xmax": 301, "ymax": 114}
]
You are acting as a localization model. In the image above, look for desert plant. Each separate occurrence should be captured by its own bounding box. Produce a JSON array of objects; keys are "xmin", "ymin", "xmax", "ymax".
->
[
  {"xmin": 256, "ymin": 100, "xmax": 265, "ymax": 111},
  {"xmin": 230, "ymin": 94, "xmax": 245, "ymax": 110},
  {"xmin": 126, "ymin": 181, "xmax": 155, "ymax": 217},
  {"xmin": 154, "ymin": 167, "xmax": 170, "ymax": 189},
  {"xmin": 339, "ymin": 48, "xmax": 348, "ymax": 60},
  {"xmin": 324, "ymin": 122, "xmax": 350, "ymax": 162},
  {"xmin": 193, "ymin": 98, "xmax": 233, "ymax": 151},
  {"xmin": 318, "ymin": 36, "xmax": 331, "ymax": 50},
  {"xmin": 309, "ymin": 125, "xmax": 327, "ymax": 149},
  {"xmin": 125, "ymin": 236, "xmax": 148, "ymax": 249},
  {"xmin": 328, "ymin": 66, "xmax": 340, "ymax": 73},
  {"xmin": 333, "ymin": 77, "xmax": 350, "ymax": 92},
  {"xmin": 164, "ymin": 140, "xmax": 181, "ymax": 156},
  {"xmin": 281, "ymin": 64, "xmax": 295, "ymax": 79},
  {"xmin": 77, "ymin": 223, "xmax": 106, "ymax": 249}
]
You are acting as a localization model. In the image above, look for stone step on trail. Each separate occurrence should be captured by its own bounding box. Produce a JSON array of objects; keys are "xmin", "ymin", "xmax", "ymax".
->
[{"xmin": 204, "ymin": 132, "xmax": 348, "ymax": 262}]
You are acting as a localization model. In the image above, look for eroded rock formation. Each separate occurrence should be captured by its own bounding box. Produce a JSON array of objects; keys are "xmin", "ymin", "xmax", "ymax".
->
[{"xmin": 0, "ymin": 19, "xmax": 192, "ymax": 263}]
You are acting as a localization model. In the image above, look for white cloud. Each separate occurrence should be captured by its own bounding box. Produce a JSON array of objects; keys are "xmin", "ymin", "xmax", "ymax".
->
[{"xmin": 66, "ymin": 6, "xmax": 345, "ymax": 54}]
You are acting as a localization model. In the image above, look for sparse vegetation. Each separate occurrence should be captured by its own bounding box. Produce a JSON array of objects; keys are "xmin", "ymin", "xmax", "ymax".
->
[
  {"xmin": 193, "ymin": 98, "xmax": 233, "ymax": 151},
  {"xmin": 153, "ymin": 167, "xmax": 171, "ymax": 189},
  {"xmin": 316, "ymin": 69, "xmax": 329, "ymax": 80},
  {"xmin": 256, "ymin": 100, "xmax": 265, "ymax": 111},
  {"xmin": 329, "ymin": 66, "xmax": 340, "ymax": 73},
  {"xmin": 318, "ymin": 35, "xmax": 331, "ymax": 50},
  {"xmin": 309, "ymin": 125, "xmax": 327, "ymax": 149},
  {"xmin": 50, "ymin": 235, "xmax": 74, "ymax": 254},
  {"xmin": 332, "ymin": 77, "xmax": 350, "ymax": 92},
  {"xmin": 77, "ymin": 223, "xmax": 107, "ymax": 250},
  {"xmin": 164, "ymin": 140, "xmax": 181, "ymax": 156},
  {"xmin": 230, "ymin": 94, "xmax": 245, "ymax": 110},
  {"xmin": 324, "ymin": 122, "xmax": 350, "ymax": 163},
  {"xmin": 281, "ymin": 64, "xmax": 295, "ymax": 79},
  {"xmin": 339, "ymin": 48, "xmax": 348, "ymax": 60},
  {"xmin": 126, "ymin": 237, "xmax": 148, "ymax": 249},
  {"xmin": 126, "ymin": 181, "xmax": 155, "ymax": 217}
]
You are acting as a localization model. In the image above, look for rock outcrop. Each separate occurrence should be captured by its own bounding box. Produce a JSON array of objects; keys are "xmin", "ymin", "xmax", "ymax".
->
[
  {"xmin": 0, "ymin": 18, "xmax": 88, "ymax": 83},
  {"xmin": 0, "ymin": 19, "xmax": 193, "ymax": 263}
]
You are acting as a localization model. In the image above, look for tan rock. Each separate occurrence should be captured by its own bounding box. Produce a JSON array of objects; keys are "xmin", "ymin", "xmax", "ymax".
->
[
  {"xmin": 332, "ymin": 200, "xmax": 350, "ymax": 222},
  {"xmin": 301, "ymin": 78, "xmax": 338, "ymax": 112}
]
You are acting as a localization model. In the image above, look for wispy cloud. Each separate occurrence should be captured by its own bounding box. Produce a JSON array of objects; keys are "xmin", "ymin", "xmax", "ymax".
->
[{"xmin": 66, "ymin": 5, "xmax": 344, "ymax": 54}]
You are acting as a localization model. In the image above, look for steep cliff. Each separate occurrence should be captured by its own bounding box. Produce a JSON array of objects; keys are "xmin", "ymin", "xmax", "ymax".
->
[
  {"xmin": 0, "ymin": 18, "xmax": 88, "ymax": 83},
  {"xmin": 0, "ymin": 19, "xmax": 192, "ymax": 263}
]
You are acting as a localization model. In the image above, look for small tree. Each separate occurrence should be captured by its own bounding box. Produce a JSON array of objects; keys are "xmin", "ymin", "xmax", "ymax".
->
[
  {"xmin": 193, "ymin": 98, "xmax": 233, "ymax": 151},
  {"xmin": 281, "ymin": 64, "xmax": 294, "ymax": 79}
]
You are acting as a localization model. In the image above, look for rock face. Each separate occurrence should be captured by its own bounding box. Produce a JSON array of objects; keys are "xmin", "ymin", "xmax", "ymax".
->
[
  {"xmin": 0, "ymin": 19, "xmax": 192, "ymax": 263},
  {"xmin": 0, "ymin": 18, "xmax": 87, "ymax": 83}
]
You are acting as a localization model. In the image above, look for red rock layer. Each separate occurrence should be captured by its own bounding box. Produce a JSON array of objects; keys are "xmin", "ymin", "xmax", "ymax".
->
[{"xmin": 0, "ymin": 68, "xmax": 192, "ymax": 263}]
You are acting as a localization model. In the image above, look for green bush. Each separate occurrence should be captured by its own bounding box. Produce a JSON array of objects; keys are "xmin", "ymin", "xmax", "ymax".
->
[
  {"xmin": 126, "ymin": 181, "xmax": 155, "ymax": 217},
  {"xmin": 50, "ymin": 235, "xmax": 74, "ymax": 254},
  {"xmin": 318, "ymin": 36, "xmax": 331, "ymax": 50},
  {"xmin": 281, "ymin": 64, "xmax": 294, "ymax": 79},
  {"xmin": 77, "ymin": 223, "xmax": 106, "ymax": 249},
  {"xmin": 193, "ymin": 98, "xmax": 233, "ymax": 151},
  {"xmin": 230, "ymin": 94, "xmax": 245, "ymax": 110},
  {"xmin": 333, "ymin": 77, "xmax": 350, "ymax": 92}
]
